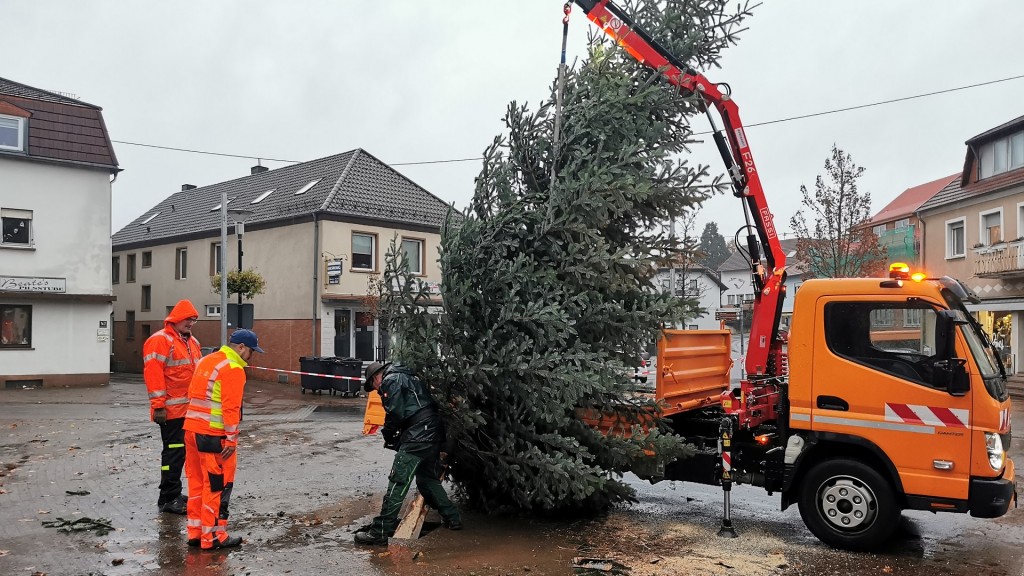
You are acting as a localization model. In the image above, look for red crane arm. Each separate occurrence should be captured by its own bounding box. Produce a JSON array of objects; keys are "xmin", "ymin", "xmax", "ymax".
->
[{"xmin": 573, "ymin": 0, "xmax": 788, "ymax": 379}]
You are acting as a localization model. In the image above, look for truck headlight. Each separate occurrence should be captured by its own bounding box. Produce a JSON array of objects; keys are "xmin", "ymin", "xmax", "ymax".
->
[{"xmin": 985, "ymin": 432, "xmax": 1005, "ymax": 471}]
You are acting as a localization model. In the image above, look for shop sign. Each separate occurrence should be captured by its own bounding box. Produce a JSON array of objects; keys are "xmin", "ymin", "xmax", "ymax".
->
[{"xmin": 0, "ymin": 276, "xmax": 67, "ymax": 293}]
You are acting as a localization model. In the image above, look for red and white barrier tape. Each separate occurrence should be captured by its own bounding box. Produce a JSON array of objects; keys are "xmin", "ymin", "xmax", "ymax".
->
[{"xmin": 248, "ymin": 366, "xmax": 362, "ymax": 381}]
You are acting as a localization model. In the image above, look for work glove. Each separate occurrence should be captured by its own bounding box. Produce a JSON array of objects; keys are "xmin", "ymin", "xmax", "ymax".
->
[
  {"xmin": 382, "ymin": 428, "xmax": 399, "ymax": 451},
  {"xmin": 153, "ymin": 408, "xmax": 167, "ymax": 425}
]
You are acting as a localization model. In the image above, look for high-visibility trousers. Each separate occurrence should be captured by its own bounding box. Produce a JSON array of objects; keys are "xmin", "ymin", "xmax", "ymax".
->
[
  {"xmin": 184, "ymin": 430, "xmax": 237, "ymax": 549},
  {"xmin": 157, "ymin": 417, "xmax": 186, "ymax": 506}
]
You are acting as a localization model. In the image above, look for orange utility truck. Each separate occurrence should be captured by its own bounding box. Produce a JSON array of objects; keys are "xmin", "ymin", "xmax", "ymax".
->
[{"xmin": 570, "ymin": 0, "xmax": 1016, "ymax": 550}]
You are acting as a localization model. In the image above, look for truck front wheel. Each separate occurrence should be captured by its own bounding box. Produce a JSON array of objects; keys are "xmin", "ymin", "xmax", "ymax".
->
[{"xmin": 797, "ymin": 459, "xmax": 899, "ymax": 551}]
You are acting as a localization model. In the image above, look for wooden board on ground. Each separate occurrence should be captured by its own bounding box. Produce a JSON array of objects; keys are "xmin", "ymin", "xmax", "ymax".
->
[{"xmin": 390, "ymin": 493, "xmax": 428, "ymax": 542}]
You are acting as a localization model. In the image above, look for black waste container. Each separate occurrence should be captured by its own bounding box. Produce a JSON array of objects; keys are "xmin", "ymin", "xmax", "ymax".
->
[
  {"xmin": 328, "ymin": 357, "xmax": 364, "ymax": 397},
  {"xmin": 299, "ymin": 357, "xmax": 331, "ymax": 394}
]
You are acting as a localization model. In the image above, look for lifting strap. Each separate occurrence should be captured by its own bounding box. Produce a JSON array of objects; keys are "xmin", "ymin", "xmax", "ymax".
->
[{"xmin": 551, "ymin": 2, "xmax": 572, "ymax": 184}]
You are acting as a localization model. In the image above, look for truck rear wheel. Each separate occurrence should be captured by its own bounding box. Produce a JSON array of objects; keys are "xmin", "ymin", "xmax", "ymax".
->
[{"xmin": 797, "ymin": 459, "xmax": 899, "ymax": 551}]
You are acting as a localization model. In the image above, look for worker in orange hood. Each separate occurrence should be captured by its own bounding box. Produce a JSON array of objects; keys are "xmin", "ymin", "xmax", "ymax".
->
[{"xmin": 143, "ymin": 299, "xmax": 202, "ymax": 514}]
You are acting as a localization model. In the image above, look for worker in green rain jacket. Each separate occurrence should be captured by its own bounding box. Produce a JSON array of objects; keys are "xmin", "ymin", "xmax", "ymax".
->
[{"xmin": 354, "ymin": 362, "xmax": 462, "ymax": 546}]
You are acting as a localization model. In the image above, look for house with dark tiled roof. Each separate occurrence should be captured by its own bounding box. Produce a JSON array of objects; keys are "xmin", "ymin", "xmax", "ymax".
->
[
  {"xmin": 110, "ymin": 148, "xmax": 454, "ymax": 381},
  {"xmin": 917, "ymin": 114, "xmax": 1024, "ymax": 373},
  {"xmin": 861, "ymin": 173, "xmax": 960, "ymax": 265},
  {"xmin": 717, "ymin": 238, "xmax": 806, "ymax": 326},
  {"xmin": 0, "ymin": 76, "xmax": 120, "ymax": 387},
  {"xmin": 653, "ymin": 264, "xmax": 727, "ymax": 330}
]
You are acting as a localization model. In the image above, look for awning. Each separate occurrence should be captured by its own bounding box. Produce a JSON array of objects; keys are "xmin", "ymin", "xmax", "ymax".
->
[{"xmin": 965, "ymin": 298, "xmax": 1024, "ymax": 312}]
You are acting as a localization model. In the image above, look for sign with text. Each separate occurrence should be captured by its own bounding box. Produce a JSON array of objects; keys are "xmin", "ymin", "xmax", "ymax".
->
[
  {"xmin": 0, "ymin": 276, "xmax": 67, "ymax": 293},
  {"xmin": 326, "ymin": 259, "xmax": 343, "ymax": 285},
  {"xmin": 715, "ymin": 310, "xmax": 738, "ymax": 321}
]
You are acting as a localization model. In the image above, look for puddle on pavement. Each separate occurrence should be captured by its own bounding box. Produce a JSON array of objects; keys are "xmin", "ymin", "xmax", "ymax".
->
[
  {"xmin": 370, "ymin": 511, "xmax": 586, "ymax": 576},
  {"xmin": 313, "ymin": 404, "xmax": 365, "ymax": 415}
]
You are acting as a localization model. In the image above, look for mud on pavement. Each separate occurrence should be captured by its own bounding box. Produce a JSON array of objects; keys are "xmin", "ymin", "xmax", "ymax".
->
[{"xmin": 1, "ymin": 376, "xmax": 1024, "ymax": 576}]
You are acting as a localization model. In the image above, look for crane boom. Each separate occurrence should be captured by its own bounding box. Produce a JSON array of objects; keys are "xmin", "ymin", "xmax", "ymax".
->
[{"xmin": 573, "ymin": 0, "xmax": 789, "ymax": 425}]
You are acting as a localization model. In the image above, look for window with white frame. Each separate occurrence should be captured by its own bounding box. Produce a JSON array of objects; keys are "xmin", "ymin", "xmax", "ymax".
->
[
  {"xmin": 980, "ymin": 209, "xmax": 1002, "ymax": 245},
  {"xmin": 946, "ymin": 218, "xmax": 965, "ymax": 258},
  {"xmin": 0, "ymin": 115, "xmax": 26, "ymax": 152},
  {"xmin": 205, "ymin": 304, "xmax": 221, "ymax": 317},
  {"xmin": 175, "ymin": 247, "xmax": 188, "ymax": 279},
  {"xmin": 872, "ymin": 224, "xmax": 886, "ymax": 236},
  {"xmin": 352, "ymin": 233, "xmax": 375, "ymax": 270},
  {"xmin": 978, "ymin": 129, "xmax": 1024, "ymax": 179},
  {"xmin": 870, "ymin": 308, "xmax": 894, "ymax": 327},
  {"xmin": 905, "ymin": 308, "xmax": 922, "ymax": 328},
  {"xmin": 1, "ymin": 208, "xmax": 32, "ymax": 246},
  {"xmin": 895, "ymin": 218, "xmax": 910, "ymax": 229},
  {"xmin": 401, "ymin": 238, "xmax": 424, "ymax": 275},
  {"xmin": 210, "ymin": 242, "xmax": 222, "ymax": 276}
]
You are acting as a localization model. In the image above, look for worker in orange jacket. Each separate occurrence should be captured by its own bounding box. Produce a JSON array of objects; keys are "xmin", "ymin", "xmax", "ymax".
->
[
  {"xmin": 183, "ymin": 329, "xmax": 264, "ymax": 550},
  {"xmin": 143, "ymin": 299, "xmax": 201, "ymax": 514}
]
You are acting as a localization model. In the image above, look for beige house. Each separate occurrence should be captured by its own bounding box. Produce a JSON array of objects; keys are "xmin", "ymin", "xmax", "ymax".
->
[
  {"xmin": 917, "ymin": 115, "xmax": 1024, "ymax": 373},
  {"xmin": 110, "ymin": 149, "xmax": 451, "ymax": 382}
]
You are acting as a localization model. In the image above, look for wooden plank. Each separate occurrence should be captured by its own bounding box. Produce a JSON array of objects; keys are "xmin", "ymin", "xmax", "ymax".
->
[{"xmin": 391, "ymin": 494, "xmax": 428, "ymax": 540}]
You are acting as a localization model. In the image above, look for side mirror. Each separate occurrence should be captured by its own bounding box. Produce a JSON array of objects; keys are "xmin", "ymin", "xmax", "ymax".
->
[
  {"xmin": 933, "ymin": 310, "xmax": 970, "ymax": 396},
  {"xmin": 932, "ymin": 358, "xmax": 970, "ymax": 396}
]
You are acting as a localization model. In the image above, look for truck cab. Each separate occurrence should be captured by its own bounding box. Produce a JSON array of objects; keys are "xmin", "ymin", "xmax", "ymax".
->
[{"xmin": 785, "ymin": 274, "xmax": 1015, "ymax": 548}]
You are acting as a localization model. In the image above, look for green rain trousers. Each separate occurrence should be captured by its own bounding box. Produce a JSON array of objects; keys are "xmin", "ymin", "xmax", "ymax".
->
[{"xmin": 367, "ymin": 441, "xmax": 460, "ymax": 538}]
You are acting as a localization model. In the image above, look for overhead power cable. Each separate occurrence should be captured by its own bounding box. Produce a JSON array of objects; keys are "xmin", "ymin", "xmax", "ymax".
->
[
  {"xmin": 693, "ymin": 72, "xmax": 1024, "ymax": 135},
  {"xmin": 110, "ymin": 73, "xmax": 1024, "ymax": 166}
]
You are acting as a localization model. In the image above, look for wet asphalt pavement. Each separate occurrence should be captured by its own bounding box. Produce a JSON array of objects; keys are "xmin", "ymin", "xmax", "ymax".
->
[{"xmin": 0, "ymin": 374, "xmax": 1021, "ymax": 576}]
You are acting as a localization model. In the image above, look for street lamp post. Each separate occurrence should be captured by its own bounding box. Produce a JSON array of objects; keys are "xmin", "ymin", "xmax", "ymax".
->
[{"xmin": 227, "ymin": 209, "xmax": 254, "ymax": 329}]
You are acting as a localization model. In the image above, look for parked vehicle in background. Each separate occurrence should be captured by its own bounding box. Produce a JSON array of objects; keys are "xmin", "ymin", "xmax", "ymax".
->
[{"xmin": 635, "ymin": 351, "xmax": 655, "ymax": 384}]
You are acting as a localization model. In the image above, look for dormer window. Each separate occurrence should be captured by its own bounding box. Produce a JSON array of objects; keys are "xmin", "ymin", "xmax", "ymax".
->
[
  {"xmin": 0, "ymin": 114, "xmax": 26, "ymax": 152},
  {"xmin": 978, "ymin": 129, "xmax": 1024, "ymax": 179},
  {"xmin": 210, "ymin": 198, "xmax": 234, "ymax": 211}
]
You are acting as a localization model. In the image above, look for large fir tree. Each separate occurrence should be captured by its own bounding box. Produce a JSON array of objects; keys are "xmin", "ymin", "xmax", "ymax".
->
[
  {"xmin": 697, "ymin": 222, "xmax": 731, "ymax": 271},
  {"xmin": 382, "ymin": 0, "xmax": 750, "ymax": 513}
]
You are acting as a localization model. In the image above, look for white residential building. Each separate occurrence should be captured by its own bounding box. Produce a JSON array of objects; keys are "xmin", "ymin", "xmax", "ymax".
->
[{"xmin": 0, "ymin": 77, "xmax": 120, "ymax": 387}]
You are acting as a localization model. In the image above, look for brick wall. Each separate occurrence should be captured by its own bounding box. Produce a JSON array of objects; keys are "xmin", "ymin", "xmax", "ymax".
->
[{"xmin": 112, "ymin": 318, "xmax": 321, "ymax": 387}]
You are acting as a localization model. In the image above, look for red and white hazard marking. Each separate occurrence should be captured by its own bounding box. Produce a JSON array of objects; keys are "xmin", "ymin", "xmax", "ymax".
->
[
  {"xmin": 721, "ymin": 451, "xmax": 731, "ymax": 473},
  {"xmin": 999, "ymin": 408, "xmax": 1011, "ymax": 433},
  {"xmin": 885, "ymin": 403, "xmax": 969, "ymax": 428},
  {"xmin": 248, "ymin": 366, "xmax": 361, "ymax": 381}
]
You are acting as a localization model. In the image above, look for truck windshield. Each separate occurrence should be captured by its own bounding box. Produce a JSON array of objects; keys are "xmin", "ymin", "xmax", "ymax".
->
[
  {"xmin": 955, "ymin": 312, "xmax": 1001, "ymax": 378},
  {"xmin": 939, "ymin": 277, "xmax": 1004, "ymax": 378}
]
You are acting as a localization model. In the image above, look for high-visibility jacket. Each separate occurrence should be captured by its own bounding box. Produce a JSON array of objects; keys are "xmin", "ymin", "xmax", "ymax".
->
[
  {"xmin": 184, "ymin": 345, "xmax": 248, "ymax": 447},
  {"xmin": 143, "ymin": 300, "xmax": 201, "ymax": 420}
]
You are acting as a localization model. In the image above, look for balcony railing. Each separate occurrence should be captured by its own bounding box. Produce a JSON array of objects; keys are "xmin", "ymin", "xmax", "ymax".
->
[{"xmin": 974, "ymin": 241, "xmax": 1024, "ymax": 278}]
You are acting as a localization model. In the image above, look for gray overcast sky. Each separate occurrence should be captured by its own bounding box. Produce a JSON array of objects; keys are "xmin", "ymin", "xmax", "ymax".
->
[{"xmin": 5, "ymin": 1, "xmax": 1023, "ymax": 243}]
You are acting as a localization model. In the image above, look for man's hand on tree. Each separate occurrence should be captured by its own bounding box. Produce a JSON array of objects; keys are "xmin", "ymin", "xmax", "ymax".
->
[{"xmin": 153, "ymin": 408, "xmax": 167, "ymax": 425}]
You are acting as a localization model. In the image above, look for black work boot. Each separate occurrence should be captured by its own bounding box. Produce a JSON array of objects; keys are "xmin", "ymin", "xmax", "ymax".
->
[
  {"xmin": 443, "ymin": 517, "xmax": 463, "ymax": 531},
  {"xmin": 354, "ymin": 531, "xmax": 388, "ymax": 546},
  {"xmin": 204, "ymin": 535, "xmax": 242, "ymax": 550},
  {"xmin": 159, "ymin": 494, "xmax": 187, "ymax": 515}
]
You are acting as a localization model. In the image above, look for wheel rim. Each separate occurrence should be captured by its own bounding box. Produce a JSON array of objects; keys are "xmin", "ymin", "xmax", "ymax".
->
[{"xmin": 816, "ymin": 476, "xmax": 878, "ymax": 533}]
